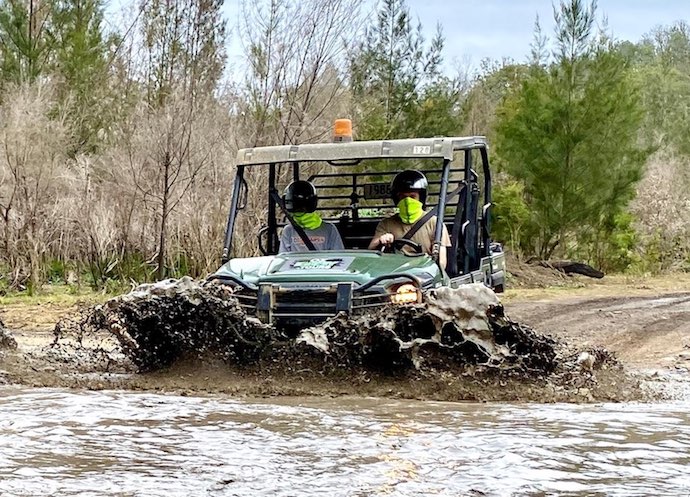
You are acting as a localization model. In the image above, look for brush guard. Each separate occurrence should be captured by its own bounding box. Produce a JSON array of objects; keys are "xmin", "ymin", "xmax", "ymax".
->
[{"xmin": 212, "ymin": 273, "xmax": 424, "ymax": 328}]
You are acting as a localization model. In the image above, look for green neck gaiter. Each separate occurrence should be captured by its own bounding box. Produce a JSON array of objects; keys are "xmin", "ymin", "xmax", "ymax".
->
[
  {"xmin": 397, "ymin": 197, "xmax": 424, "ymax": 224},
  {"xmin": 293, "ymin": 212, "xmax": 322, "ymax": 230}
]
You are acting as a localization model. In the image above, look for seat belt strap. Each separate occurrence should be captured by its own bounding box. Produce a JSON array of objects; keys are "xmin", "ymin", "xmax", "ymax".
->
[{"xmin": 402, "ymin": 183, "xmax": 466, "ymax": 240}]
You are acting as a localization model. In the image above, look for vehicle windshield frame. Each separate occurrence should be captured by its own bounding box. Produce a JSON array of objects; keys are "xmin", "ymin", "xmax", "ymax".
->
[{"xmin": 221, "ymin": 137, "xmax": 493, "ymax": 268}]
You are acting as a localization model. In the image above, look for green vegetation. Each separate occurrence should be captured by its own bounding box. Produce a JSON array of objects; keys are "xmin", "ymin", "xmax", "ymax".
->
[
  {"xmin": 349, "ymin": 0, "xmax": 461, "ymax": 140},
  {"xmin": 0, "ymin": 0, "xmax": 689, "ymax": 294},
  {"xmin": 0, "ymin": 279, "xmax": 111, "ymax": 305},
  {"xmin": 496, "ymin": 0, "xmax": 650, "ymax": 265}
]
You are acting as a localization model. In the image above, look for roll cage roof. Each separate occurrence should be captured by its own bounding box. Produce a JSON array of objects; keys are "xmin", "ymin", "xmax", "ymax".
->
[{"xmin": 236, "ymin": 136, "xmax": 489, "ymax": 166}]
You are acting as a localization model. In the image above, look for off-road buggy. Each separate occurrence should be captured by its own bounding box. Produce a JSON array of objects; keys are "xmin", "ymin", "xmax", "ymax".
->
[{"xmin": 209, "ymin": 123, "xmax": 506, "ymax": 331}]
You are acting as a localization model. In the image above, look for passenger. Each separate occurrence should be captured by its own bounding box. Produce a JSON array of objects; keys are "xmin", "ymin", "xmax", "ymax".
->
[
  {"xmin": 368, "ymin": 170, "xmax": 451, "ymax": 269},
  {"xmin": 279, "ymin": 180, "xmax": 345, "ymax": 252}
]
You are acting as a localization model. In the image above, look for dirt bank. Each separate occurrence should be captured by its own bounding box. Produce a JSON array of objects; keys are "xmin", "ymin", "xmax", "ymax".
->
[{"xmin": 2, "ymin": 275, "xmax": 690, "ymax": 402}]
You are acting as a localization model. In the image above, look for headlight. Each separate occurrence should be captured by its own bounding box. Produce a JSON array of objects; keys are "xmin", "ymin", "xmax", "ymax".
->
[{"xmin": 390, "ymin": 283, "xmax": 421, "ymax": 304}]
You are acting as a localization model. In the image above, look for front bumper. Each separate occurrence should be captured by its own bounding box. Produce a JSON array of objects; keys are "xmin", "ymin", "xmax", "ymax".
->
[{"xmin": 208, "ymin": 273, "xmax": 426, "ymax": 327}]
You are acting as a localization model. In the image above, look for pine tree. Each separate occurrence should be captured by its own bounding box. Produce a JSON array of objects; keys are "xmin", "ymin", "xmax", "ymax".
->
[
  {"xmin": 349, "ymin": 0, "xmax": 457, "ymax": 140},
  {"xmin": 52, "ymin": 0, "xmax": 110, "ymax": 153},
  {"xmin": 632, "ymin": 21, "xmax": 690, "ymax": 155},
  {"xmin": 141, "ymin": 0, "xmax": 227, "ymax": 107},
  {"xmin": 0, "ymin": 0, "xmax": 55, "ymax": 85},
  {"xmin": 495, "ymin": 0, "xmax": 650, "ymax": 260}
]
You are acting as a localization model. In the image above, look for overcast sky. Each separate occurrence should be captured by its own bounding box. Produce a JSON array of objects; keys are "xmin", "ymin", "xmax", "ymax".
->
[
  {"xmin": 107, "ymin": 0, "xmax": 685, "ymax": 77},
  {"xmin": 408, "ymin": 0, "xmax": 687, "ymax": 72},
  {"xmin": 222, "ymin": 0, "xmax": 686, "ymax": 72}
]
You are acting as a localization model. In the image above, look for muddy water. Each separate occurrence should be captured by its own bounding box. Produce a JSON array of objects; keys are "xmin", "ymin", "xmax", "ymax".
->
[{"xmin": 1, "ymin": 387, "xmax": 689, "ymax": 497}]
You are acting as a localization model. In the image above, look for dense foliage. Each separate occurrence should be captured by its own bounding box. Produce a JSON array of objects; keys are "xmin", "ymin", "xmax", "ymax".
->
[
  {"xmin": 0, "ymin": 0, "xmax": 688, "ymax": 292},
  {"xmin": 495, "ymin": 0, "xmax": 649, "ymax": 267}
]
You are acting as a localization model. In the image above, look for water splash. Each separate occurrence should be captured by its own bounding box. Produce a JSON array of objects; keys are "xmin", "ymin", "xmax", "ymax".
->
[
  {"xmin": 0, "ymin": 318, "xmax": 17, "ymax": 350},
  {"xmin": 46, "ymin": 277, "xmax": 644, "ymax": 401},
  {"xmin": 57, "ymin": 279, "xmax": 556, "ymax": 375}
]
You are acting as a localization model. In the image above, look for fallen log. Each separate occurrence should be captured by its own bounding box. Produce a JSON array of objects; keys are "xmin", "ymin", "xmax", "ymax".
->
[{"xmin": 538, "ymin": 260, "xmax": 604, "ymax": 279}]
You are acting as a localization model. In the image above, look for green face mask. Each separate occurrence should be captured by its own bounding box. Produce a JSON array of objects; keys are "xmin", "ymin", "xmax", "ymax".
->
[
  {"xmin": 292, "ymin": 212, "xmax": 322, "ymax": 230},
  {"xmin": 397, "ymin": 197, "xmax": 424, "ymax": 224}
]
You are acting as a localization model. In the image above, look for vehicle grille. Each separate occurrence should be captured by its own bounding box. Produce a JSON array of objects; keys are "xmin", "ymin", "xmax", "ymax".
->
[
  {"xmin": 273, "ymin": 289, "xmax": 338, "ymax": 318},
  {"xmin": 232, "ymin": 286, "xmax": 392, "ymax": 322},
  {"xmin": 352, "ymin": 292, "xmax": 390, "ymax": 313}
]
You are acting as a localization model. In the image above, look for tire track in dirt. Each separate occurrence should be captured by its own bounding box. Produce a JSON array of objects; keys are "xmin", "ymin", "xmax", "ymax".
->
[{"xmin": 505, "ymin": 292, "xmax": 690, "ymax": 369}]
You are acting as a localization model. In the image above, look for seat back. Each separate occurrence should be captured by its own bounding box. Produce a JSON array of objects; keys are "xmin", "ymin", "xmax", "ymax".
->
[{"xmin": 337, "ymin": 218, "xmax": 380, "ymax": 249}]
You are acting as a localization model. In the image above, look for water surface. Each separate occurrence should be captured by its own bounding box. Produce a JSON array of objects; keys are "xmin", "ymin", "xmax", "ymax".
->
[{"xmin": 1, "ymin": 387, "xmax": 689, "ymax": 496}]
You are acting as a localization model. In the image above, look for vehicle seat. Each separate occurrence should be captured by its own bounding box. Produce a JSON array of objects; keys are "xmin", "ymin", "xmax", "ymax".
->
[{"xmin": 338, "ymin": 217, "xmax": 380, "ymax": 249}]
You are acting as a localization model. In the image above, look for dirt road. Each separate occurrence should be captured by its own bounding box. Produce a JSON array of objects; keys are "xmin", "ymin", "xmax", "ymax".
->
[{"xmin": 504, "ymin": 290, "xmax": 690, "ymax": 371}]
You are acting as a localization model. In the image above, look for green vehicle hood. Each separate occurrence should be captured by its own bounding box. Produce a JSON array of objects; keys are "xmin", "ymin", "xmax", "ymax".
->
[{"xmin": 212, "ymin": 250, "xmax": 444, "ymax": 288}]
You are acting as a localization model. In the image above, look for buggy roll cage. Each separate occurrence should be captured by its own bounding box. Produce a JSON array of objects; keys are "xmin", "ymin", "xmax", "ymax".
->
[{"xmin": 221, "ymin": 136, "xmax": 494, "ymax": 274}]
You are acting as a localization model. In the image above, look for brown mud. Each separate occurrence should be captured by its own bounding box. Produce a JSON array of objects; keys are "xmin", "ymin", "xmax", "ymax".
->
[
  {"xmin": 0, "ymin": 276, "xmax": 661, "ymax": 403},
  {"xmin": 507, "ymin": 292, "xmax": 690, "ymax": 371}
]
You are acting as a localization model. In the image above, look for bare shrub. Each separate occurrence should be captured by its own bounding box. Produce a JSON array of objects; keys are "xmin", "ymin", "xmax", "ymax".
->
[
  {"xmin": 630, "ymin": 149, "xmax": 690, "ymax": 271},
  {"xmin": 2, "ymin": 90, "xmax": 243, "ymax": 288},
  {"xmin": 239, "ymin": 0, "xmax": 362, "ymax": 147},
  {"xmin": 0, "ymin": 83, "xmax": 71, "ymax": 289},
  {"xmin": 57, "ymin": 156, "xmax": 123, "ymax": 285},
  {"xmin": 83, "ymin": 92, "xmax": 238, "ymax": 282}
]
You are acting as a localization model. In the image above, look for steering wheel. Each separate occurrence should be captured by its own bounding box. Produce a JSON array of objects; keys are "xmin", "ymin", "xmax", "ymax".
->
[
  {"xmin": 379, "ymin": 238, "xmax": 423, "ymax": 255},
  {"xmin": 257, "ymin": 226, "xmax": 269, "ymax": 255}
]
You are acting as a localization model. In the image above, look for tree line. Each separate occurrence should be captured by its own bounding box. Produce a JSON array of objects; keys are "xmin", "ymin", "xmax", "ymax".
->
[{"xmin": 0, "ymin": 0, "xmax": 688, "ymax": 292}]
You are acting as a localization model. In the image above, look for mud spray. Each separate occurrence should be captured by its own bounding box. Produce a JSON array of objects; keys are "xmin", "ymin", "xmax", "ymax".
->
[{"xmin": 9, "ymin": 277, "xmax": 638, "ymax": 402}]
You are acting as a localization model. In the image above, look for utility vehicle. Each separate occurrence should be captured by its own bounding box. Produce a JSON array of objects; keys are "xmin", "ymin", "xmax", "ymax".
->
[{"xmin": 209, "ymin": 121, "xmax": 506, "ymax": 330}]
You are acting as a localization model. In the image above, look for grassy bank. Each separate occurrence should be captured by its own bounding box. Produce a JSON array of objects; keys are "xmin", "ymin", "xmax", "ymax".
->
[
  {"xmin": 0, "ymin": 284, "xmax": 112, "ymax": 306},
  {"xmin": 502, "ymin": 271, "xmax": 690, "ymax": 302},
  {"xmin": 0, "ymin": 285, "xmax": 112, "ymax": 333}
]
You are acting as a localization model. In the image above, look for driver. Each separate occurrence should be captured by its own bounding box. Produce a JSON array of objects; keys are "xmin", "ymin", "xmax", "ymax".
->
[
  {"xmin": 368, "ymin": 170, "xmax": 451, "ymax": 269},
  {"xmin": 279, "ymin": 180, "xmax": 344, "ymax": 252}
]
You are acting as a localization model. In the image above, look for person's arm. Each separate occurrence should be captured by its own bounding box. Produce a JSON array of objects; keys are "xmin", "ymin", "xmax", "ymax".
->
[
  {"xmin": 279, "ymin": 225, "xmax": 292, "ymax": 253},
  {"xmin": 368, "ymin": 221, "xmax": 394, "ymax": 249},
  {"xmin": 439, "ymin": 246, "xmax": 447, "ymax": 269},
  {"xmin": 438, "ymin": 224, "xmax": 452, "ymax": 270},
  {"xmin": 328, "ymin": 223, "xmax": 345, "ymax": 250}
]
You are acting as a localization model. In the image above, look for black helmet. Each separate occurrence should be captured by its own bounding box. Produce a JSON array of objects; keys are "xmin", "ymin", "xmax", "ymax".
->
[
  {"xmin": 283, "ymin": 180, "xmax": 318, "ymax": 213},
  {"xmin": 390, "ymin": 170, "xmax": 428, "ymax": 206}
]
